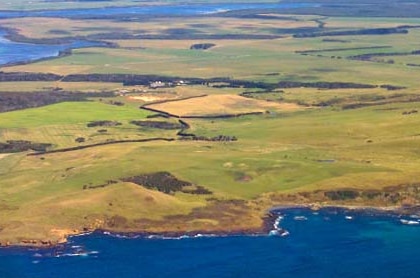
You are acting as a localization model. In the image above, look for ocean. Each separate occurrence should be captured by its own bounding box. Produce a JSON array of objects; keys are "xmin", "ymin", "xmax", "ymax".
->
[
  {"xmin": 0, "ymin": 3, "xmax": 316, "ymax": 19},
  {"xmin": 1, "ymin": 208, "xmax": 419, "ymax": 278}
]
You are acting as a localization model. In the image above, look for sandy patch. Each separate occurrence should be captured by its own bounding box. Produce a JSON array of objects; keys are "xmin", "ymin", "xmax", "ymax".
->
[
  {"xmin": 0, "ymin": 153, "xmax": 12, "ymax": 160},
  {"xmin": 129, "ymin": 96, "xmax": 163, "ymax": 102},
  {"xmin": 128, "ymin": 92, "xmax": 179, "ymax": 103}
]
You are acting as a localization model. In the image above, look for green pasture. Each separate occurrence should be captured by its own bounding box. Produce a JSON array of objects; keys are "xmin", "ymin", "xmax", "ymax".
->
[
  {"xmin": 2, "ymin": 12, "xmax": 420, "ymax": 243},
  {"xmin": 0, "ymin": 82, "xmax": 122, "ymax": 92},
  {"xmin": 1, "ymin": 99, "xmax": 419, "ymax": 244},
  {"xmin": 0, "ymin": 101, "xmax": 149, "ymax": 128},
  {"xmin": 0, "ymin": 101, "xmax": 156, "ymax": 148},
  {"xmin": 5, "ymin": 27, "xmax": 420, "ymax": 87},
  {"xmin": 2, "ymin": 100, "xmax": 420, "ymax": 200}
]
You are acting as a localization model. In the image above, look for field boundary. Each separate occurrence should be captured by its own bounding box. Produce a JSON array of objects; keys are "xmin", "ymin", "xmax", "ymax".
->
[{"xmin": 27, "ymin": 137, "xmax": 175, "ymax": 156}]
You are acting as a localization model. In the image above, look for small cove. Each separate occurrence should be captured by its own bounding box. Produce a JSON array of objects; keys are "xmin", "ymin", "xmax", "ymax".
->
[{"xmin": 1, "ymin": 208, "xmax": 419, "ymax": 278}]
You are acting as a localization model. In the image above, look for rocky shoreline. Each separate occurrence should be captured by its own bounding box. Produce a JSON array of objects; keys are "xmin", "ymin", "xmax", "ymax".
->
[{"xmin": 1, "ymin": 203, "xmax": 419, "ymax": 249}]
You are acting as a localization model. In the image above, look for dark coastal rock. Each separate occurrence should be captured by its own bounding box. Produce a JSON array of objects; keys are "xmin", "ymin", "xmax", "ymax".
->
[
  {"xmin": 268, "ymin": 182, "xmax": 420, "ymax": 207},
  {"xmin": 324, "ymin": 190, "xmax": 360, "ymax": 200}
]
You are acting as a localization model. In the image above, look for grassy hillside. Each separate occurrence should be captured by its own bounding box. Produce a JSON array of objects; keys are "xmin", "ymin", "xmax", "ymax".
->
[{"xmin": 1, "ymin": 11, "xmax": 420, "ymax": 246}]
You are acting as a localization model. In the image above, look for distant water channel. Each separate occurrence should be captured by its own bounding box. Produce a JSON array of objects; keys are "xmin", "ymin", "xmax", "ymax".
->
[
  {"xmin": 0, "ymin": 2, "xmax": 316, "ymax": 66},
  {"xmin": 1, "ymin": 208, "xmax": 420, "ymax": 278},
  {"xmin": 0, "ymin": 3, "xmax": 316, "ymax": 19},
  {"xmin": 0, "ymin": 31, "xmax": 104, "ymax": 66}
]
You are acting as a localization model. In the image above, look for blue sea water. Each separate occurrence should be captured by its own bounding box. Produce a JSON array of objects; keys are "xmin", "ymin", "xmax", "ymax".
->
[
  {"xmin": 1, "ymin": 208, "xmax": 420, "ymax": 278},
  {"xmin": 0, "ymin": 31, "xmax": 104, "ymax": 66},
  {"xmin": 0, "ymin": 3, "xmax": 316, "ymax": 19}
]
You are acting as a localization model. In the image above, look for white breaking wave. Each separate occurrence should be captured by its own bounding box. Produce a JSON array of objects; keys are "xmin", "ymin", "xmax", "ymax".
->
[
  {"xmin": 201, "ymin": 9, "xmax": 230, "ymax": 14},
  {"xmin": 56, "ymin": 250, "xmax": 99, "ymax": 258},
  {"xmin": 400, "ymin": 219, "xmax": 419, "ymax": 225},
  {"xmin": 269, "ymin": 215, "xmax": 289, "ymax": 237}
]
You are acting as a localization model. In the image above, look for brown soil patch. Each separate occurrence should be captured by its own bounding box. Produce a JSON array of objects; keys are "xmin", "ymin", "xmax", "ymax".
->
[
  {"xmin": 49, "ymin": 228, "xmax": 80, "ymax": 244},
  {"xmin": 236, "ymin": 175, "xmax": 254, "ymax": 182}
]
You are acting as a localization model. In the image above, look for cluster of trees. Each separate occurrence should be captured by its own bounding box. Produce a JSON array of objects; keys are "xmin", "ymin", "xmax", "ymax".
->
[
  {"xmin": 0, "ymin": 140, "xmax": 52, "ymax": 153},
  {"xmin": 0, "ymin": 72, "xmax": 61, "ymax": 82},
  {"xmin": 190, "ymin": 43, "xmax": 216, "ymax": 50},
  {"xmin": 0, "ymin": 91, "xmax": 114, "ymax": 113},
  {"xmin": 296, "ymin": 46, "xmax": 391, "ymax": 55},
  {"xmin": 402, "ymin": 109, "xmax": 418, "ymax": 115},
  {"xmin": 28, "ymin": 138, "xmax": 175, "ymax": 156},
  {"xmin": 181, "ymin": 185, "xmax": 213, "ymax": 195},
  {"xmin": 87, "ymin": 32, "xmax": 281, "ymax": 40},
  {"xmin": 321, "ymin": 186, "xmax": 419, "ymax": 204},
  {"xmin": 179, "ymin": 134, "xmax": 238, "ymax": 142},
  {"xmin": 121, "ymin": 171, "xmax": 212, "ymax": 195},
  {"xmin": 86, "ymin": 121, "xmax": 122, "ymax": 127},
  {"xmin": 348, "ymin": 49, "xmax": 420, "ymax": 62},
  {"xmin": 294, "ymin": 27, "xmax": 409, "ymax": 38},
  {"xmin": 4, "ymin": 72, "xmax": 366, "ymax": 92},
  {"xmin": 379, "ymin": 84, "xmax": 406, "ymax": 90},
  {"xmin": 130, "ymin": 120, "xmax": 184, "ymax": 130},
  {"xmin": 278, "ymin": 81, "xmax": 376, "ymax": 89},
  {"xmin": 82, "ymin": 180, "xmax": 118, "ymax": 190}
]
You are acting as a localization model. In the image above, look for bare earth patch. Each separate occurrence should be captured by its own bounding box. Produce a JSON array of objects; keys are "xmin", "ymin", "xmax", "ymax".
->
[
  {"xmin": 49, "ymin": 228, "xmax": 79, "ymax": 244},
  {"xmin": 0, "ymin": 153, "xmax": 12, "ymax": 160},
  {"xmin": 147, "ymin": 94, "xmax": 302, "ymax": 117},
  {"xmin": 127, "ymin": 92, "xmax": 179, "ymax": 103}
]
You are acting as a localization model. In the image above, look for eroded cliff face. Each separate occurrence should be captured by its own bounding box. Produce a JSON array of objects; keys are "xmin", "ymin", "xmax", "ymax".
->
[{"xmin": 265, "ymin": 183, "xmax": 420, "ymax": 208}]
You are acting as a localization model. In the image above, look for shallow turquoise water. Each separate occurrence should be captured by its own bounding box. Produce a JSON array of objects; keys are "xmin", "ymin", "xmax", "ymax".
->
[{"xmin": 1, "ymin": 208, "xmax": 419, "ymax": 278}]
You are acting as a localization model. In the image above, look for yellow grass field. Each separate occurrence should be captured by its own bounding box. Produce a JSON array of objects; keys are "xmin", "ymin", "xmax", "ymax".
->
[
  {"xmin": 146, "ymin": 94, "xmax": 303, "ymax": 117},
  {"xmin": 0, "ymin": 16, "xmax": 318, "ymax": 40}
]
